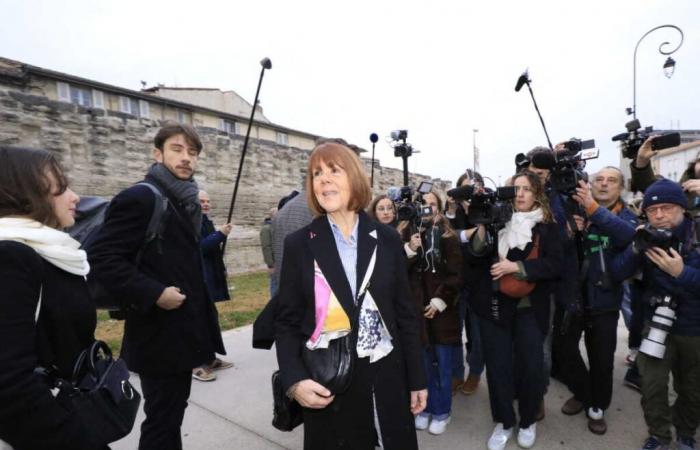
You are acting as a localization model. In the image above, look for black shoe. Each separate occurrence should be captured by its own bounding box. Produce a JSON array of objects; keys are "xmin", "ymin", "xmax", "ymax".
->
[{"xmin": 624, "ymin": 367, "xmax": 641, "ymax": 392}]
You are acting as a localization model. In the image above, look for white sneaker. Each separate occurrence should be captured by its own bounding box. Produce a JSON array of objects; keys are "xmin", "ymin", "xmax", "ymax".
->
[
  {"xmin": 517, "ymin": 423, "xmax": 537, "ymax": 448},
  {"xmin": 415, "ymin": 414, "xmax": 429, "ymax": 430},
  {"xmin": 488, "ymin": 423, "xmax": 513, "ymax": 450},
  {"xmin": 428, "ymin": 416, "xmax": 451, "ymax": 435},
  {"xmin": 587, "ymin": 407, "xmax": 603, "ymax": 421}
]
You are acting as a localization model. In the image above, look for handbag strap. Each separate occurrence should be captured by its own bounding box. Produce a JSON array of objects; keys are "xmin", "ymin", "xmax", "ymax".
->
[
  {"xmin": 34, "ymin": 285, "xmax": 42, "ymax": 323},
  {"xmin": 356, "ymin": 246, "xmax": 377, "ymax": 304}
]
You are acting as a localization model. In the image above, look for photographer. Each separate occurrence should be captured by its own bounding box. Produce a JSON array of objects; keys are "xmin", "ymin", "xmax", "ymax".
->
[
  {"xmin": 632, "ymin": 136, "xmax": 700, "ymax": 212},
  {"xmin": 469, "ymin": 171, "xmax": 563, "ymax": 450},
  {"xmin": 556, "ymin": 169, "xmax": 638, "ymax": 435},
  {"xmin": 400, "ymin": 190, "xmax": 463, "ymax": 435},
  {"xmin": 445, "ymin": 169, "xmax": 485, "ymax": 395},
  {"xmin": 610, "ymin": 179, "xmax": 700, "ymax": 450}
]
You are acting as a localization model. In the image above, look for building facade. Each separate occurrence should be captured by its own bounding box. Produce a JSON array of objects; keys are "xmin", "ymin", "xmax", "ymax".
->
[{"xmin": 0, "ymin": 56, "xmax": 450, "ymax": 273}]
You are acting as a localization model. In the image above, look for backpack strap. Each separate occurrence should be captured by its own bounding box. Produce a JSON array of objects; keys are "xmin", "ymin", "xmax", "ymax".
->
[{"xmin": 135, "ymin": 182, "xmax": 169, "ymax": 260}]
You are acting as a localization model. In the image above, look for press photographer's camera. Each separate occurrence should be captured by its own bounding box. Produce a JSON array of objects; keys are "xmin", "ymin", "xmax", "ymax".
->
[
  {"xmin": 612, "ymin": 119, "xmax": 681, "ymax": 159},
  {"xmin": 393, "ymin": 181, "xmax": 434, "ymax": 224},
  {"xmin": 549, "ymin": 138, "xmax": 598, "ymax": 196},
  {"xmin": 640, "ymin": 295, "xmax": 677, "ymax": 359},
  {"xmin": 447, "ymin": 185, "xmax": 516, "ymax": 226},
  {"xmin": 633, "ymin": 224, "xmax": 679, "ymax": 254}
]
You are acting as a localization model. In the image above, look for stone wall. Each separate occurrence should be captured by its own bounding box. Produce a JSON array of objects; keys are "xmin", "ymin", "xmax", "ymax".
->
[{"xmin": 0, "ymin": 74, "xmax": 450, "ymax": 273}]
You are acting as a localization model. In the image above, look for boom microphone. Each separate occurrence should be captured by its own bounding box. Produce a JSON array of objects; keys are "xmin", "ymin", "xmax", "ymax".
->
[{"xmin": 514, "ymin": 70, "xmax": 530, "ymax": 92}]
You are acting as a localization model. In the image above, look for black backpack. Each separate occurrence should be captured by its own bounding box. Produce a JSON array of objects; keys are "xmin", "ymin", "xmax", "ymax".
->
[{"xmin": 68, "ymin": 182, "xmax": 169, "ymax": 319}]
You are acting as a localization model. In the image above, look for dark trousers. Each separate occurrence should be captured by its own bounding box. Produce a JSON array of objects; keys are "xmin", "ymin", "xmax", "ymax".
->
[
  {"xmin": 555, "ymin": 309, "xmax": 619, "ymax": 411},
  {"xmin": 480, "ymin": 309, "xmax": 546, "ymax": 429},
  {"xmin": 638, "ymin": 332, "xmax": 700, "ymax": 443},
  {"xmin": 628, "ymin": 280, "xmax": 645, "ymax": 349},
  {"xmin": 139, "ymin": 372, "xmax": 192, "ymax": 450}
]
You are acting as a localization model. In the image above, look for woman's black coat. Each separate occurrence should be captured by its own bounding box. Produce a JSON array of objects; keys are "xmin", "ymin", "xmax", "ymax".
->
[
  {"xmin": 0, "ymin": 241, "xmax": 104, "ymax": 449},
  {"xmin": 275, "ymin": 211, "xmax": 426, "ymax": 450},
  {"xmin": 469, "ymin": 221, "xmax": 563, "ymax": 334}
]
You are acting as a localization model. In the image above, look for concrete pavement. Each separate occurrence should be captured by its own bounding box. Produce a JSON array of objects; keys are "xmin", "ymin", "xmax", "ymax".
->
[{"xmin": 113, "ymin": 320, "xmax": 654, "ymax": 450}]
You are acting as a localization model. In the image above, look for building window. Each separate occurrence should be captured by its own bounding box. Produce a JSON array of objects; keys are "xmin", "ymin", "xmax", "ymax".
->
[
  {"xmin": 139, "ymin": 100, "xmax": 150, "ymax": 118},
  {"xmin": 219, "ymin": 118, "xmax": 239, "ymax": 135},
  {"xmin": 92, "ymin": 90, "xmax": 105, "ymax": 109},
  {"xmin": 177, "ymin": 110, "xmax": 187, "ymax": 123},
  {"xmin": 276, "ymin": 132, "xmax": 288, "ymax": 145},
  {"xmin": 119, "ymin": 96, "xmax": 141, "ymax": 116},
  {"xmin": 56, "ymin": 81, "xmax": 99, "ymax": 108}
]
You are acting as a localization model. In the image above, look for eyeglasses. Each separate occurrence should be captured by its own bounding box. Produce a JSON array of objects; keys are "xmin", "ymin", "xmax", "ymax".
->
[
  {"xmin": 376, "ymin": 207, "xmax": 394, "ymax": 212},
  {"xmin": 645, "ymin": 204, "xmax": 677, "ymax": 215}
]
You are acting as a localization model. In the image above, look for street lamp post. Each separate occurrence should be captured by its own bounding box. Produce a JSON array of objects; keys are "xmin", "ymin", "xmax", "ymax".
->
[{"xmin": 628, "ymin": 25, "xmax": 684, "ymax": 119}]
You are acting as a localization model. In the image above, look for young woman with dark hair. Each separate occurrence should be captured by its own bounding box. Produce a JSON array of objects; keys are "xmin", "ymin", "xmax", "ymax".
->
[{"xmin": 0, "ymin": 147, "xmax": 109, "ymax": 449}]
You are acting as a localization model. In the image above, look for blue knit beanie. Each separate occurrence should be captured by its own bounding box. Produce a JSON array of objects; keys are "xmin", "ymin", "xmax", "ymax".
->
[{"xmin": 642, "ymin": 179, "xmax": 686, "ymax": 210}]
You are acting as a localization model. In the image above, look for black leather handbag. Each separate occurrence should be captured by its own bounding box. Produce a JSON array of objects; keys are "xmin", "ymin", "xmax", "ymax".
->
[
  {"xmin": 271, "ymin": 370, "xmax": 303, "ymax": 431},
  {"xmin": 50, "ymin": 341, "xmax": 141, "ymax": 444},
  {"xmin": 301, "ymin": 332, "xmax": 355, "ymax": 394}
]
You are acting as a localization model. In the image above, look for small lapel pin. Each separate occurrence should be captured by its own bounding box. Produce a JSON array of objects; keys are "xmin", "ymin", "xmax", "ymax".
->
[{"xmin": 309, "ymin": 231, "xmax": 316, "ymax": 239}]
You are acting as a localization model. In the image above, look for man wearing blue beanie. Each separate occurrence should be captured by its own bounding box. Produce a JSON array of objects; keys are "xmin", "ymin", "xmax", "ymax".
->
[{"xmin": 611, "ymin": 178, "xmax": 700, "ymax": 450}]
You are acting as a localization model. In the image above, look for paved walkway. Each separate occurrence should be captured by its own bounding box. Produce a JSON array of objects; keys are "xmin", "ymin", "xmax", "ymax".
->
[{"xmin": 113, "ymin": 320, "xmax": 652, "ymax": 449}]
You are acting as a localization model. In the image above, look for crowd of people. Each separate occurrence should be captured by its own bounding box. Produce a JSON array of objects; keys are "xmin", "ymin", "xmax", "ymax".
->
[{"xmin": 1, "ymin": 124, "xmax": 699, "ymax": 450}]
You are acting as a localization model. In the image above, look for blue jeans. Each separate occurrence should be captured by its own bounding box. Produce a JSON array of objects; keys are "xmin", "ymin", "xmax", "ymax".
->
[
  {"xmin": 420, "ymin": 344, "xmax": 453, "ymax": 420},
  {"xmin": 452, "ymin": 289, "xmax": 485, "ymax": 379},
  {"xmin": 481, "ymin": 309, "xmax": 546, "ymax": 429},
  {"xmin": 269, "ymin": 272, "xmax": 278, "ymax": 299}
]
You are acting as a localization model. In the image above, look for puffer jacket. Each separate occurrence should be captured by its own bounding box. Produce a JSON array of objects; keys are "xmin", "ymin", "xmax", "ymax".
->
[{"xmin": 610, "ymin": 216, "xmax": 700, "ymax": 336}]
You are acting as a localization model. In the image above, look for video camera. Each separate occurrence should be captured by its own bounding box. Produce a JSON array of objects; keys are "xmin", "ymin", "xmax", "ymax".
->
[
  {"xmin": 447, "ymin": 185, "xmax": 516, "ymax": 226},
  {"xmin": 390, "ymin": 129, "xmax": 413, "ymax": 158},
  {"xmin": 391, "ymin": 181, "xmax": 434, "ymax": 224},
  {"xmin": 612, "ymin": 119, "xmax": 681, "ymax": 159},
  {"xmin": 549, "ymin": 138, "xmax": 599, "ymax": 196}
]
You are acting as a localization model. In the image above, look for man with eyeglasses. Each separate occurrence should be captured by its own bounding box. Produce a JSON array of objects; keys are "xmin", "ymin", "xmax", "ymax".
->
[
  {"xmin": 555, "ymin": 167, "xmax": 637, "ymax": 435},
  {"xmin": 610, "ymin": 179, "xmax": 700, "ymax": 450}
]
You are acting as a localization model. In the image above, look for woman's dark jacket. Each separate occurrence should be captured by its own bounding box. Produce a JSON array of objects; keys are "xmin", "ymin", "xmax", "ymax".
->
[
  {"xmin": 88, "ymin": 177, "xmax": 225, "ymax": 376},
  {"xmin": 274, "ymin": 211, "xmax": 426, "ymax": 450},
  {"xmin": 0, "ymin": 241, "xmax": 104, "ymax": 450},
  {"xmin": 469, "ymin": 221, "xmax": 564, "ymax": 334},
  {"xmin": 610, "ymin": 216, "xmax": 700, "ymax": 336},
  {"xmin": 400, "ymin": 223, "xmax": 464, "ymax": 345},
  {"xmin": 581, "ymin": 204, "xmax": 638, "ymax": 312},
  {"xmin": 200, "ymin": 214, "xmax": 230, "ymax": 302}
]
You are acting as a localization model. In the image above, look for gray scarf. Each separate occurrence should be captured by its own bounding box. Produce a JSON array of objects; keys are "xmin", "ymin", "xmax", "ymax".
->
[{"xmin": 148, "ymin": 163, "xmax": 202, "ymax": 237}]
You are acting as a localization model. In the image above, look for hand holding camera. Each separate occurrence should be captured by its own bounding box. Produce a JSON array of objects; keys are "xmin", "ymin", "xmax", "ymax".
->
[
  {"xmin": 409, "ymin": 233, "xmax": 422, "ymax": 252},
  {"xmin": 572, "ymin": 180, "xmax": 595, "ymax": 210},
  {"xmin": 644, "ymin": 247, "xmax": 684, "ymax": 278}
]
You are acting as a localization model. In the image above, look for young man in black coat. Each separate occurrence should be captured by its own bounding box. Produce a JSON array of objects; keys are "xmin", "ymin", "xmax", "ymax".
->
[{"xmin": 88, "ymin": 123, "xmax": 225, "ymax": 450}]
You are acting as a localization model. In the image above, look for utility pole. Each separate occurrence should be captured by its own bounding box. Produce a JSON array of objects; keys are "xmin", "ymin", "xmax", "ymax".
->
[{"xmin": 473, "ymin": 129, "xmax": 479, "ymax": 172}]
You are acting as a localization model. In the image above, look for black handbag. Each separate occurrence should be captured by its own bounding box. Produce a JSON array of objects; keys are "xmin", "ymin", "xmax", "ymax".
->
[
  {"xmin": 301, "ymin": 332, "xmax": 355, "ymax": 394},
  {"xmin": 49, "ymin": 341, "xmax": 141, "ymax": 444},
  {"xmin": 271, "ymin": 370, "xmax": 303, "ymax": 431}
]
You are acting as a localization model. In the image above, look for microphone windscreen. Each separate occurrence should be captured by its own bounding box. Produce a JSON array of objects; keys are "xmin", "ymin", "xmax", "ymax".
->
[
  {"xmin": 369, "ymin": 133, "xmax": 379, "ymax": 143},
  {"xmin": 530, "ymin": 151, "xmax": 555, "ymax": 170}
]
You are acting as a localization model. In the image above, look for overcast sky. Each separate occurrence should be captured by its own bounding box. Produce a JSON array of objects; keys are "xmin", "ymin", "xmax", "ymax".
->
[{"xmin": 2, "ymin": 0, "xmax": 698, "ymax": 188}]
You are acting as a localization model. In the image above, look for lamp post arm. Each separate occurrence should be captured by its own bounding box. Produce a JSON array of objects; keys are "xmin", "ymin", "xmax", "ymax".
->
[{"xmin": 632, "ymin": 25, "xmax": 684, "ymax": 119}]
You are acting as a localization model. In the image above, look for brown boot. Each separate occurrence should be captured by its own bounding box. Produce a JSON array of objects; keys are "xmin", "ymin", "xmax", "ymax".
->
[
  {"xmin": 587, "ymin": 408, "xmax": 607, "ymax": 435},
  {"xmin": 561, "ymin": 396, "xmax": 584, "ymax": 415},
  {"xmin": 460, "ymin": 373, "xmax": 481, "ymax": 395}
]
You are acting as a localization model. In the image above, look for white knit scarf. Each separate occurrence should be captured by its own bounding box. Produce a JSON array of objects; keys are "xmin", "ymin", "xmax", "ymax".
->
[
  {"xmin": 498, "ymin": 208, "xmax": 544, "ymax": 260},
  {"xmin": 0, "ymin": 218, "xmax": 89, "ymax": 276}
]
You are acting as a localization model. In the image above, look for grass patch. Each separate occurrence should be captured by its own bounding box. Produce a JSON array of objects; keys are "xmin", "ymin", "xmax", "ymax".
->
[{"xmin": 95, "ymin": 271, "xmax": 270, "ymax": 355}]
